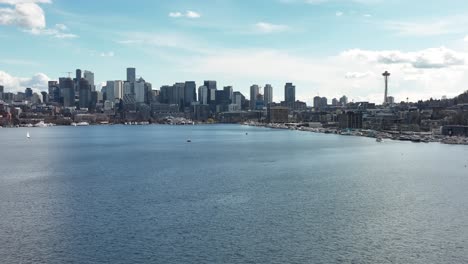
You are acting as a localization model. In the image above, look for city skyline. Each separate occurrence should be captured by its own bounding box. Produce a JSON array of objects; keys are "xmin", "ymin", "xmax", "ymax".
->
[{"xmin": 2, "ymin": 0, "xmax": 468, "ymax": 104}]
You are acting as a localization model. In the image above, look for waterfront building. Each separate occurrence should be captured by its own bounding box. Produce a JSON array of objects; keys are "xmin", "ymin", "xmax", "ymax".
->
[
  {"xmin": 284, "ymin": 83, "xmax": 295, "ymax": 103},
  {"xmin": 264, "ymin": 84, "xmax": 273, "ymax": 106},
  {"xmin": 268, "ymin": 106, "xmax": 289, "ymax": 123},
  {"xmin": 338, "ymin": 111, "xmax": 363, "ymax": 129}
]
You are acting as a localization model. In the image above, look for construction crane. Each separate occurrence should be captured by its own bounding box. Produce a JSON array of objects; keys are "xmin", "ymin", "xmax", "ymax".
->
[{"xmin": 62, "ymin": 72, "xmax": 73, "ymax": 78}]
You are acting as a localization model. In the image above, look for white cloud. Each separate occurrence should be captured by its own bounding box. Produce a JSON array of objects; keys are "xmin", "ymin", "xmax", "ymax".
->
[
  {"xmin": 185, "ymin": 10, "xmax": 200, "ymax": 18},
  {"xmin": 384, "ymin": 15, "xmax": 468, "ymax": 37},
  {"xmin": 0, "ymin": 1, "xmax": 78, "ymax": 38},
  {"xmin": 341, "ymin": 47, "xmax": 466, "ymax": 69},
  {"xmin": 345, "ymin": 71, "xmax": 374, "ymax": 79},
  {"xmin": 0, "ymin": 2, "xmax": 46, "ymax": 29},
  {"xmin": 0, "ymin": 70, "xmax": 50, "ymax": 93},
  {"xmin": 181, "ymin": 46, "xmax": 468, "ymax": 103},
  {"xmin": 168, "ymin": 12, "xmax": 182, "ymax": 18},
  {"xmin": 117, "ymin": 32, "xmax": 210, "ymax": 54},
  {"xmin": 335, "ymin": 11, "xmax": 343, "ymax": 17},
  {"xmin": 26, "ymin": 23, "xmax": 78, "ymax": 38},
  {"xmin": 168, "ymin": 10, "xmax": 201, "ymax": 19},
  {"xmin": 463, "ymin": 35, "xmax": 468, "ymax": 42},
  {"xmin": 100, "ymin": 51, "xmax": 114, "ymax": 57},
  {"xmin": 254, "ymin": 22, "xmax": 289, "ymax": 34}
]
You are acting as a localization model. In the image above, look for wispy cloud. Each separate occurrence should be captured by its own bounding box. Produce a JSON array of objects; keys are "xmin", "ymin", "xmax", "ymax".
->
[
  {"xmin": 99, "ymin": 51, "xmax": 115, "ymax": 57},
  {"xmin": 25, "ymin": 23, "xmax": 78, "ymax": 38},
  {"xmin": 169, "ymin": 10, "xmax": 201, "ymax": 19},
  {"xmin": 0, "ymin": 58, "xmax": 40, "ymax": 66},
  {"xmin": 335, "ymin": 11, "xmax": 343, "ymax": 17},
  {"xmin": 254, "ymin": 22, "xmax": 289, "ymax": 34},
  {"xmin": 384, "ymin": 15, "xmax": 468, "ymax": 37},
  {"xmin": 341, "ymin": 47, "xmax": 466, "ymax": 69},
  {"xmin": 117, "ymin": 32, "xmax": 209, "ymax": 54}
]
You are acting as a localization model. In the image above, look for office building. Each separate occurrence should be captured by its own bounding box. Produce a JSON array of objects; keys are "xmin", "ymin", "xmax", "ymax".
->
[
  {"xmin": 204, "ymin": 80, "xmax": 217, "ymax": 104},
  {"xmin": 264, "ymin": 84, "xmax": 273, "ymax": 106},
  {"xmin": 40, "ymin": 91, "xmax": 48, "ymax": 103},
  {"xmin": 84, "ymin": 70, "xmax": 95, "ymax": 91},
  {"xmin": 223, "ymin": 86, "xmax": 233, "ymax": 103},
  {"xmin": 250, "ymin": 84, "xmax": 259, "ymax": 110},
  {"xmin": 268, "ymin": 106, "xmax": 289, "ymax": 123},
  {"xmin": 79, "ymin": 78, "xmax": 91, "ymax": 109},
  {"xmin": 134, "ymin": 78, "xmax": 146, "ymax": 103},
  {"xmin": 127, "ymin": 67, "xmax": 136, "ymax": 83},
  {"xmin": 198, "ymin": 86, "xmax": 208, "ymax": 105},
  {"xmin": 59, "ymin": 77, "xmax": 74, "ymax": 107},
  {"xmin": 184, "ymin": 81, "xmax": 196, "ymax": 107},
  {"xmin": 339, "ymin": 95, "xmax": 348, "ymax": 106},
  {"xmin": 284, "ymin": 83, "xmax": 295, "ymax": 103},
  {"xmin": 25, "ymin": 88, "xmax": 33, "ymax": 99},
  {"xmin": 332, "ymin": 98, "xmax": 339, "ymax": 106},
  {"xmin": 76, "ymin": 69, "xmax": 82, "ymax": 80}
]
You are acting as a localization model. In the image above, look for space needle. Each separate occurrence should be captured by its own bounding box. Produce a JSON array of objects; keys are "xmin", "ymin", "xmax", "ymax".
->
[{"xmin": 382, "ymin": 71, "xmax": 390, "ymax": 104}]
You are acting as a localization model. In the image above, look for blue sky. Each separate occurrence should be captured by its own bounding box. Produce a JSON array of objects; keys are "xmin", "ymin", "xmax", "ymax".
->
[{"xmin": 2, "ymin": 0, "xmax": 468, "ymax": 104}]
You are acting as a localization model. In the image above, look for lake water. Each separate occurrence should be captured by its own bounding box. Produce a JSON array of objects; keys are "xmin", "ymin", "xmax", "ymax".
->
[{"xmin": 0, "ymin": 125, "xmax": 467, "ymax": 263}]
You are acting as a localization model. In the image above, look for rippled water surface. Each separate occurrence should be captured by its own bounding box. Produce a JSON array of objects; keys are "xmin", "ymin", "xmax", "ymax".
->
[{"xmin": 0, "ymin": 125, "xmax": 467, "ymax": 263}]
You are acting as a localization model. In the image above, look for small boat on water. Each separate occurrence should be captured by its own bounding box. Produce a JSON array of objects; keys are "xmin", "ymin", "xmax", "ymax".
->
[
  {"xmin": 187, "ymin": 139, "xmax": 192, "ymax": 143},
  {"xmin": 27, "ymin": 131, "xmax": 30, "ymax": 139}
]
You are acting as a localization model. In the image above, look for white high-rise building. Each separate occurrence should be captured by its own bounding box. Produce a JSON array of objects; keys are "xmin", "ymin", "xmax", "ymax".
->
[
  {"xmin": 198, "ymin": 85, "xmax": 208, "ymax": 105},
  {"xmin": 264, "ymin": 84, "xmax": 273, "ymax": 105}
]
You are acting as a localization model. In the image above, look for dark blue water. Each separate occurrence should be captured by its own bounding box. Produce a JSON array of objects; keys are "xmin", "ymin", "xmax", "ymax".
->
[{"xmin": 0, "ymin": 125, "xmax": 467, "ymax": 263}]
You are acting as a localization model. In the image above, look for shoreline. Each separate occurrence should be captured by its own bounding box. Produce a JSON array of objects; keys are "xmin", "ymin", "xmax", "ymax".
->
[
  {"xmin": 2, "ymin": 121, "xmax": 468, "ymax": 146},
  {"xmin": 243, "ymin": 122, "xmax": 468, "ymax": 146}
]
